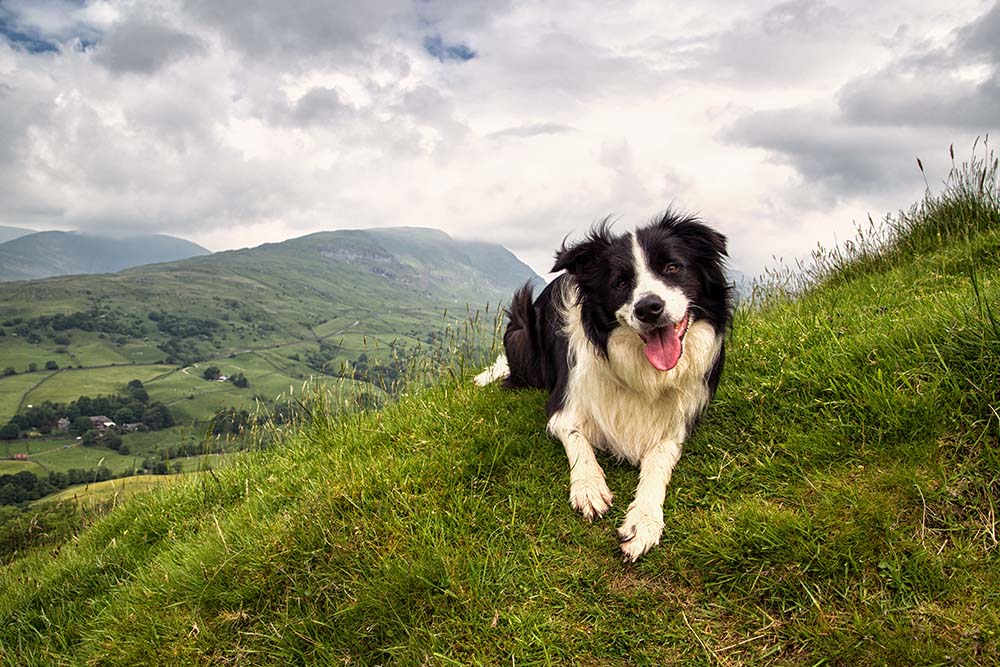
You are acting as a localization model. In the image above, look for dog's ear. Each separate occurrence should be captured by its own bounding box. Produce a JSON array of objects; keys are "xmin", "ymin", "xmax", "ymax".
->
[
  {"xmin": 551, "ymin": 220, "xmax": 614, "ymax": 275},
  {"xmin": 657, "ymin": 211, "xmax": 728, "ymax": 260}
]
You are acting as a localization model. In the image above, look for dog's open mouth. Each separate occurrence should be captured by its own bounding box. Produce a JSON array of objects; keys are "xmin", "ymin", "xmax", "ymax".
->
[{"xmin": 638, "ymin": 312, "xmax": 690, "ymax": 371}]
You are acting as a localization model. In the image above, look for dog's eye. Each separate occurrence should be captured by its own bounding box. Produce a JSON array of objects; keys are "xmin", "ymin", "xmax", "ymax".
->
[
  {"xmin": 615, "ymin": 278, "xmax": 629, "ymax": 290},
  {"xmin": 663, "ymin": 263, "xmax": 680, "ymax": 274}
]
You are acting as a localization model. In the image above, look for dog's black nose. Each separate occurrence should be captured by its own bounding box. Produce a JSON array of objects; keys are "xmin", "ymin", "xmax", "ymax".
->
[{"xmin": 634, "ymin": 295, "xmax": 664, "ymax": 323}]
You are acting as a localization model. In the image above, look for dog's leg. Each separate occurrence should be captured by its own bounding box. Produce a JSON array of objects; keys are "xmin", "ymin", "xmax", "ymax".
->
[
  {"xmin": 618, "ymin": 441, "xmax": 682, "ymax": 562},
  {"xmin": 548, "ymin": 410, "xmax": 612, "ymax": 521}
]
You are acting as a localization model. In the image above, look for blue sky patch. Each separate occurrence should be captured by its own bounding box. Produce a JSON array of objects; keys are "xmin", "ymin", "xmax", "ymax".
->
[
  {"xmin": 0, "ymin": 10, "xmax": 60, "ymax": 54},
  {"xmin": 423, "ymin": 34, "xmax": 476, "ymax": 63}
]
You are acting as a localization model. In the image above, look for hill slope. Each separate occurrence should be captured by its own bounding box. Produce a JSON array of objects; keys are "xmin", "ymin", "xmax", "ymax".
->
[
  {"xmin": 0, "ymin": 225, "xmax": 35, "ymax": 244},
  {"xmin": 0, "ymin": 231, "xmax": 210, "ymax": 281},
  {"xmin": 2, "ymin": 161, "xmax": 997, "ymax": 665}
]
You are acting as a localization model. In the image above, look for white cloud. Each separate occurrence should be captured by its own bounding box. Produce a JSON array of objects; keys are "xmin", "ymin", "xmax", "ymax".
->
[{"xmin": 0, "ymin": 0, "xmax": 995, "ymax": 278}]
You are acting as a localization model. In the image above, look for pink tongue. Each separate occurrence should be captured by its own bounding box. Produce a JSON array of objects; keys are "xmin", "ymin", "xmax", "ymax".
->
[{"xmin": 643, "ymin": 326, "xmax": 681, "ymax": 371}]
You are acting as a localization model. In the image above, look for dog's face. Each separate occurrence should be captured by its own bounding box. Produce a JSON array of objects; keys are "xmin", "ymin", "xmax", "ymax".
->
[{"xmin": 553, "ymin": 212, "xmax": 729, "ymax": 371}]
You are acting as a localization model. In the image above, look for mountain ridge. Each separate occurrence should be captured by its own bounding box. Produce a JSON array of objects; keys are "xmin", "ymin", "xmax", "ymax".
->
[
  {"xmin": 0, "ymin": 231, "xmax": 210, "ymax": 282},
  {"xmin": 0, "ymin": 224, "xmax": 35, "ymax": 244}
]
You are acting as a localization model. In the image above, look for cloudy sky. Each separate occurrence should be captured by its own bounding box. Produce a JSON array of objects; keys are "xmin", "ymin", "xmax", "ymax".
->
[{"xmin": 1, "ymin": 0, "xmax": 997, "ymax": 276}]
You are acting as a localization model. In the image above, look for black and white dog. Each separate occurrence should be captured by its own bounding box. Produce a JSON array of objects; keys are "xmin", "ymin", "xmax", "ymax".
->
[{"xmin": 475, "ymin": 211, "xmax": 731, "ymax": 561}]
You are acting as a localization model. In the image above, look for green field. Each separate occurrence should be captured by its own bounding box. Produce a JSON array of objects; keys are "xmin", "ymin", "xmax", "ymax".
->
[
  {"xmin": 56, "ymin": 331, "xmax": 136, "ymax": 366},
  {"xmin": 0, "ymin": 424, "xmax": 240, "ymax": 478},
  {"xmin": 0, "ymin": 371, "xmax": 54, "ymax": 422},
  {"xmin": 0, "ymin": 337, "xmax": 75, "ymax": 374},
  {"xmin": 21, "ymin": 364, "xmax": 176, "ymax": 406},
  {"xmin": 3, "ymin": 437, "xmax": 140, "ymax": 476}
]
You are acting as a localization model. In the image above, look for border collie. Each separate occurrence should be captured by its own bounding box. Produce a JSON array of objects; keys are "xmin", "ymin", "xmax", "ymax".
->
[{"xmin": 475, "ymin": 211, "xmax": 731, "ymax": 561}]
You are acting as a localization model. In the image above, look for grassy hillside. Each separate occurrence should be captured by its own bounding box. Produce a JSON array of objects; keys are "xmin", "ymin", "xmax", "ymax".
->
[
  {"xmin": 1, "ymin": 153, "xmax": 998, "ymax": 665},
  {"xmin": 0, "ymin": 231, "xmax": 209, "ymax": 282}
]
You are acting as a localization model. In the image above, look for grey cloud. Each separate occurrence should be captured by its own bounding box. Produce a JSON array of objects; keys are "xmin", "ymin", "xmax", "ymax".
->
[
  {"xmin": 684, "ymin": 0, "xmax": 853, "ymax": 83},
  {"xmin": 182, "ymin": 0, "xmax": 505, "ymax": 64},
  {"xmin": 467, "ymin": 31, "xmax": 664, "ymax": 103},
  {"xmin": 834, "ymin": 2, "xmax": 1000, "ymax": 130},
  {"xmin": 723, "ymin": 109, "xmax": 923, "ymax": 196},
  {"xmin": 957, "ymin": 1, "xmax": 1000, "ymax": 60},
  {"xmin": 94, "ymin": 18, "xmax": 206, "ymax": 75},
  {"xmin": 182, "ymin": 0, "xmax": 406, "ymax": 61},
  {"xmin": 292, "ymin": 87, "xmax": 351, "ymax": 126},
  {"xmin": 838, "ymin": 69, "xmax": 1000, "ymax": 129},
  {"xmin": 723, "ymin": 2, "xmax": 1000, "ymax": 199},
  {"xmin": 488, "ymin": 123, "xmax": 575, "ymax": 139}
]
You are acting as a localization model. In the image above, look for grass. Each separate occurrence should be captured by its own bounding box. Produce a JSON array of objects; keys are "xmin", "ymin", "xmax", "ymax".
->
[
  {"xmin": 38, "ymin": 474, "xmax": 196, "ymax": 508},
  {"xmin": 3, "ymin": 438, "xmax": 140, "ymax": 476},
  {"xmin": 22, "ymin": 364, "xmax": 176, "ymax": 406},
  {"xmin": 0, "ymin": 337, "xmax": 76, "ymax": 374},
  {"xmin": 0, "ymin": 371, "xmax": 54, "ymax": 422},
  {"xmin": 1, "ymin": 147, "xmax": 998, "ymax": 665}
]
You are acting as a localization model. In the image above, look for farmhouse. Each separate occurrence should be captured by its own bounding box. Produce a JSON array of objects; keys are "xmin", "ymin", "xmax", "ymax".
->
[{"xmin": 89, "ymin": 415, "xmax": 116, "ymax": 430}]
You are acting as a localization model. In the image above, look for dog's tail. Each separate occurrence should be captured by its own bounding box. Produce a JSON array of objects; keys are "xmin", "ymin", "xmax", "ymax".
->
[
  {"xmin": 473, "ymin": 354, "xmax": 509, "ymax": 386},
  {"xmin": 473, "ymin": 282, "xmax": 536, "ymax": 387}
]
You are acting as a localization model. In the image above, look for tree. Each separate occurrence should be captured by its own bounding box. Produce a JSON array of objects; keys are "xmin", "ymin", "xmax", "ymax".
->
[
  {"xmin": 2, "ymin": 367, "xmax": 14, "ymax": 376},
  {"xmin": 229, "ymin": 372, "xmax": 249, "ymax": 388},
  {"xmin": 70, "ymin": 416, "xmax": 93, "ymax": 437},
  {"xmin": 141, "ymin": 403, "xmax": 174, "ymax": 430},
  {"xmin": 113, "ymin": 406, "xmax": 137, "ymax": 425},
  {"xmin": 202, "ymin": 366, "xmax": 221, "ymax": 381},
  {"xmin": 27, "ymin": 362, "xmax": 37, "ymax": 372},
  {"xmin": 0, "ymin": 423, "xmax": 19, "ymax": 441},
  {"xmin": 44, "ymin": 360, "xmax": 59, "ymax": 370}
]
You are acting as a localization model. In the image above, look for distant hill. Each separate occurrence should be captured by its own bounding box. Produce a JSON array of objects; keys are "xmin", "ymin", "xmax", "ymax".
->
[
  {"xmin": 0, "ymin": 224, "xmax": 35, "ymax": 244},
  {"xmin": 0, "ymin": 225, "xmax": 537, "ymax": 424},
  {"xmin": 727, "ymin": 268, "xmax": 753, "ymax": 300},
  {"xmin": 0, "ymin": 231, "xmax": 210, "ymax": 281}
]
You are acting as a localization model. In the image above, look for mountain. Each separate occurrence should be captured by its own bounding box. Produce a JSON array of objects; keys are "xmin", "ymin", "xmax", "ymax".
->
[
  {"xmin": 0, "ymin": 224, "xmax": 35, "ymax": 244},
  {"xmin": 727, "ymin": 267, "xmax": 754, "ymax": 300},
  {"xmin": 0, "ymin": 226, "xmax": 538, "ymax": 425},
  {"xmin": 0, "ymin": 231, "xmax": 210, "ymax": 281}
]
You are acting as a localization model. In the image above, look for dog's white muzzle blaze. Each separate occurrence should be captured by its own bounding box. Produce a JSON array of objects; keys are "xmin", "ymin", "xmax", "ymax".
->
[{"xmin": 616, "ymin": 235, "xmax": 692, "ymax": 371}]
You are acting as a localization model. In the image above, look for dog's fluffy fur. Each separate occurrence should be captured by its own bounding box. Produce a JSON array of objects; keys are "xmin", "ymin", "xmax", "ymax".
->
[{"xmin": 475, "ymin": 211, "xmax": 731, "ymax": 561}]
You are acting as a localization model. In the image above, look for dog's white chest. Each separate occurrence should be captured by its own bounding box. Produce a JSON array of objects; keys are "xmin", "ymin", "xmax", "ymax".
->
[{"xmin": 565, "ymin": 320, "xmax": 721, "ymax": 465}]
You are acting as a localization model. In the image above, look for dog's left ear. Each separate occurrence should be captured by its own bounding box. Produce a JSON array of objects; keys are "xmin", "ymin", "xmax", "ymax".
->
[
  {"xmin": 551, "ymin": 221, "xmax": 615, "ymax": 275},
  {"xmin": 665, "ymin": 216, "xmax": 729, "ymax": 292},
  {"xmin": 660, "ymin": 215, "xmax": 728, "ymax": 260}
]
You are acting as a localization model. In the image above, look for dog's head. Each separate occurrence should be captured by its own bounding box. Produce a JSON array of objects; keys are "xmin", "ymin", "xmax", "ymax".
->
[{"xmin": 553, "ymin": 211, "xmax": 730, "ymax": 371}]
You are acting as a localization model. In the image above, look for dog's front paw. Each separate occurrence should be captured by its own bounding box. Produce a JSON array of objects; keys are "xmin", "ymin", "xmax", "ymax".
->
[
  {"xmin": 569, "ymin": 475, "xmax": 613, "ymax": 521},
  {"xmin": 617, "ymin": 506, "xmax": 664, "ymax": 562}
]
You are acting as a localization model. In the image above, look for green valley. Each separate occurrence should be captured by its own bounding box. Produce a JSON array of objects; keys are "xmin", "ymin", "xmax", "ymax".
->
[{"xmin": 0, "ymin": 226, "xmax": 537, "ymax": 498}]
